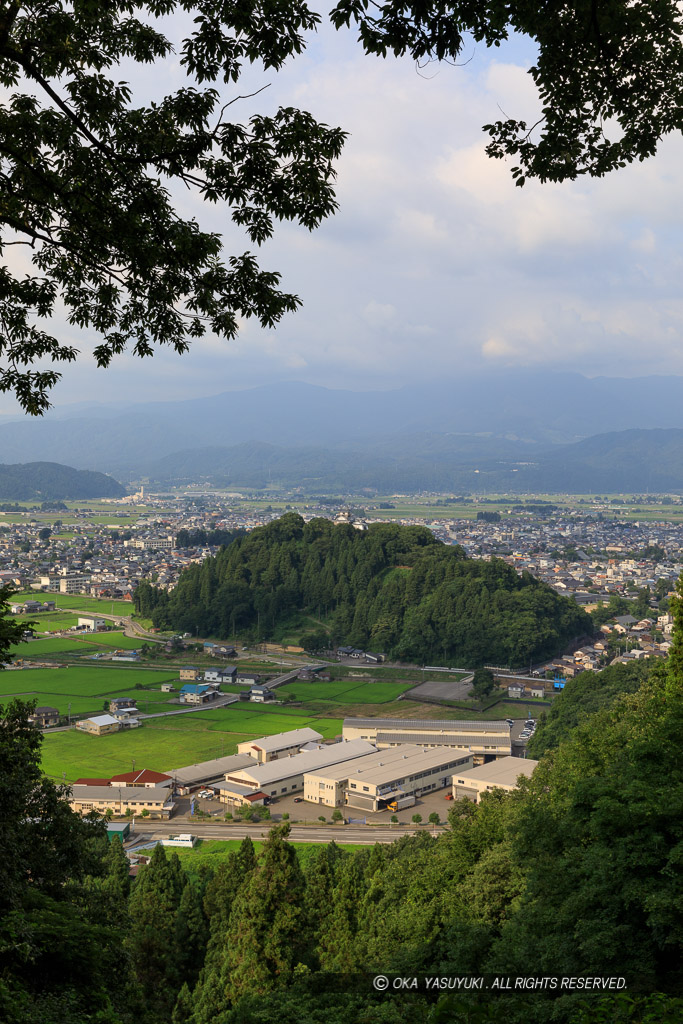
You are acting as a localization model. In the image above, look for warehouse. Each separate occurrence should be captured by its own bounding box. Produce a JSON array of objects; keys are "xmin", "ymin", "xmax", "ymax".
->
[
  {"xmin": 217, "ymin": 781, "xmax": 270, "ymax": 809},
  {"xmin": 224, "ymin": 739, "xmax": 377, "ymax": 799},
  {"xmin": 343, "ymin": 746, "xmax": 473, "ymax": 812},
  {"xmin": 75, "ymin": 713, "xmax": 121, "ymax": 736},
  {"xmin": 342, "ymin": 717, "xmax": 512, "ymax": 762},
  {"xmin": 303, "ymin": 744, "xmax": 472, "ymax": 808},
  {"xmin": 452, "ymin": 756, "xmax": 538, "ymax": 802},
  {"xmin": 169, "ymin": 753, "xmax": 257, "ymax": 794},
  {"xmin": 69, "ymin": 784, "xmax": 176, "ymax": 818},
  {"xmin": 236, "ymin": 727, "xmax": 324, "ymax": 763}
]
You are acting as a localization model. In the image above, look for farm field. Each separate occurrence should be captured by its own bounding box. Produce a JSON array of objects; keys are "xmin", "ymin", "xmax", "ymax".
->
[
  {"xmin": 0, "ymin": 666, "xmax": 178, "ymax": 719},
  {"xmin": 327, "ymin": 665, "xmax": 468, "ymax": 683},
  {"xmin": 144, "ymin": 706, "xmax": 344, "ymax": 739},
  {"xmin": 10, "ymin": 636, "xmax": 103, "ymax": 657},
  {"xmin": 88, "ymin": 631, "xmax": 145, "ymax": 650},
  {"xmin": 10, "ymin": 630, "xmax": 153, "ymax": 659},
  {"xmin": 16, "ymin": 612, "xmax": 80, "ymax": 632},
  {"xmin": 41, "ymin": 703, "xmax": 344, "ymax": 781},
  {"xmin": 42, "ymin": 727, "xmax": 255, "ymax": 781},
  {"xmin": 169, "ymin": 839, "xmax": 367, "ymax": 874},
  {"xmin": 278, "ymin": 680, "xmax": 412, "ymax": 704},
  {"xmin": 12, "ymin": 592, "xmax": 135, "ymax": 617}
]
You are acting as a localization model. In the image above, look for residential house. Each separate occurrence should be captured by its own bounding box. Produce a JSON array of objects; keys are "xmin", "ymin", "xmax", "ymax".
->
[
  {"xmin": 247, "ymin": 685, "xmax": 274, "ymax": 703},
  {"xmin": 28, "ymin": 706, "xmax": 60, "ymax": 728},
  {"xmin": 109, "ymin": 698, "xmax": 137, "ymax": 712},
  {"xmin": 236, "ymin": 671, "xmax": 261, "ymax": 686},
  {"xmin": 179, "ymin": 683, "xmax": 218, "ymax": 705},
  {"xmin": 179, "ymin": 666, "xmax": 201, "ymax": 681}
]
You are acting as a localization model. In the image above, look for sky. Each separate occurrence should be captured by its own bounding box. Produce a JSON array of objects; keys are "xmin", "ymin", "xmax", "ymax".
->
[{"xmin": 4, "ymin": 11, "xmax": 683, "ymax": 413}]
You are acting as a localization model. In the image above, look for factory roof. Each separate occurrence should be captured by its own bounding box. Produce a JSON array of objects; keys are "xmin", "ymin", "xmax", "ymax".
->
[
  {"xmin": 227, "ymin": 739, "xmax": 377, "ymax": 786},
  {"xmin": 343, "ymin": 717, "xmax": 510, "ymax": 733},
  {"xmin": 376, "ymin": 732, "xmax": 511, "ymax": 747},
  {"xmin": 305, "ymin": 744, "xmax": 469, "ymax": 784},
  {"xmin": 170, "ymin": 753, "xmax": 257, "ymax": 786},
  {"xmin": 70, "ymin": 785, "xmax": 174, "ymax": 802},
  {"xmin": 247, "ymin": 727, "xmax": 323, "ymax": 752},
  {"xmin": 454, "ymin": 756, "xmax": 539, "ymax": 787},
  {"xmin": 343, "ymin": 745, "xmax": 472, "ymax": 788}
]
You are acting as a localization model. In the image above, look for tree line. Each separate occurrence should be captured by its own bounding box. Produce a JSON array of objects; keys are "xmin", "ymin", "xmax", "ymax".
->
[
  {"xmin": 135, "ymin": 514, "xmax": 591, "ymax": 668},
  {"xmin": 175, "ymin": 528, "xmax": 244, "ymax": 550}
]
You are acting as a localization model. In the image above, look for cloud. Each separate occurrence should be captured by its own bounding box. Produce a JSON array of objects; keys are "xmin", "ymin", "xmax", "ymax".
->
[{"xmin": 4, "ymin": 20, "xmax": 683, "ymax": 415}]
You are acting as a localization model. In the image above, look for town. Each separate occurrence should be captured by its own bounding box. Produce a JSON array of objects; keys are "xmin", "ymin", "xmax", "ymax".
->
[{"xmin": 2, "ymin": 489, "xmax": 679, "ymax": 855}]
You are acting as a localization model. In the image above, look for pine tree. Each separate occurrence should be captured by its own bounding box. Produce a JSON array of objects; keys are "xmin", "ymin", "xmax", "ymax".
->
[
  {"xmin": 172, "ymin": 982, "xmax": 194, "ymax": 1024},
  {"xmin": 318, "ymin": 855, "xmax": 367, "ymax": 974},
  {"xmin": 176, "ymin": 881, "xmax": 208, "ymax": 989},
  {"xmin": 193, "ymin": 838, "xmax": 259, "ymax": 1024},
  {"xmin": 126, "ymin": 844, "xmax": 186, "ymax": 1015},
  {"xmin": 222, "ymin": 825, "xmax": 307, "ymax": 1003}
]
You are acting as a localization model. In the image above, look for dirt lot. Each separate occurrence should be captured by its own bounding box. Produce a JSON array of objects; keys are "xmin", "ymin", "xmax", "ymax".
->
[{"xmin": 408, "ymin": 678, "xmax": 474, "ymax": 702}]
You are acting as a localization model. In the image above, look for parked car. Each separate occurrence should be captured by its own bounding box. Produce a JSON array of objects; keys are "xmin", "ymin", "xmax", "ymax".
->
[{"xmin": 293, "ymin": 797, "xmax": 303, "ymax": 803}]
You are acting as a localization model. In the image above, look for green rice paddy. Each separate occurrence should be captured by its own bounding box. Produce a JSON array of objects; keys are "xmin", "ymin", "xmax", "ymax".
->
[
  {"xmin": 278, "ymin": 680, "xmax": 412, "ymax": 703},
  {"xmin": 10, "ymin": 636, "xmax": 103, "ymax": 657},
  {"xmin": 39, "ymin": 699, "xmax": 344, "ymax": 781},
  {"xmin": 12, "ymin": 592, "xmax": 135, "ymax": 617}
]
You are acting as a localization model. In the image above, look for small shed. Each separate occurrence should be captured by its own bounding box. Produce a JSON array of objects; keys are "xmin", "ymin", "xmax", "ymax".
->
[{"xmin": 106, "ymin": 821, "xmax": 131, "ymax": 843}]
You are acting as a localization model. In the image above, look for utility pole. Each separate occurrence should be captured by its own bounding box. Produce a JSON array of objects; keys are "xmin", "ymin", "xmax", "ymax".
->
[{"xmin": 68, "ymin": 702, "xmax": 71, "ymax": 727}]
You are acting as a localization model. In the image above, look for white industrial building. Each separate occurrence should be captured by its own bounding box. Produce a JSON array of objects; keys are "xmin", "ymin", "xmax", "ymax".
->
[
  {"xmin": 342, "ymin": 717, "xmax": 512, "ymax": 762},
  {"xmin": 236, "ymin": 727, "xmax": 324, "ymax": 763},
  {"xmin": 304, "ymin": 744, "xmax": 474, "ymax": 811},
  {"xmin": 169, "ymin": 753, "xmax": 257, "ymax": 794},
  {"xmin": 78, "ymin": 615, "xmax": 107, "ymax": 631},
  {"xmin": 452, "ymin": 756, "xmax": 539, "ymax": 802},
  {"xmin": 224, "ymin": 739, "xmax": 377, "ymax": 799},
  {"xmin": 69, "ymin": 784, "xmax": 176, "ymax": 818}
]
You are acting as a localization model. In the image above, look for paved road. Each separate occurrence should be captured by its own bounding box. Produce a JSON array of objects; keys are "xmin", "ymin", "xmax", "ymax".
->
[
  {"xmin": 128, "ymin": 820, "xmax": 444, "ymax": 846},
  {"xmin": 137, "ymin": 694, "xmax": 238, "ymax": 720},
  {"xmin": 53, "ymin": 607, "xmax": 164, "ymax": 643}
]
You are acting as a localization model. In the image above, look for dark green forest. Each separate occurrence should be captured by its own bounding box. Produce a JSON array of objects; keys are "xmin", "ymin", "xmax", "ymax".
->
[
  {"xmin": 0, "ymin": 461, "xmax": 124, "ymax": 499},
  {"xmin": 3, "ymin": 634, "xmax": 683, "ymax": 1024},
  {"xmin": 175, "ymin": 528, "xmax": 243, "ymax": 550},
  {"xmin": 136, "ymin": 514, "xmax": 591, "ymax": 667}
]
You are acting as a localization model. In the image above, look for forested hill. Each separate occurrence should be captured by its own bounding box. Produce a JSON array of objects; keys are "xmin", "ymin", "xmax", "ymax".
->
[
  {"xmin": 135, "ymin": 514, "xmax": 591, "ymax": 667},
  {"xmin": 0, "ymin": 462, "xmax": 124, "ymax": 499}
]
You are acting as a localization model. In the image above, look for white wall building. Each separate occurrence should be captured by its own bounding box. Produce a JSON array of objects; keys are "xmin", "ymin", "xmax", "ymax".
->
[{"xmin": 224, "ymin": 739, "xmax": 377, "ymax": 799}]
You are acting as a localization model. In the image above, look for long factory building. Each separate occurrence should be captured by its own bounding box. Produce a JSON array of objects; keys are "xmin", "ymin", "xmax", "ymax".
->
[
  {"xmin": 342, "ymin": 717, "xmax": 512, "ymax": 762},
  {"xmin": 304, "ymin": 744, "xmax": 474, "ymax": 811},
  {"xmin": 221, "ymin": 738, "xmax": 377, "ymax": 800}
]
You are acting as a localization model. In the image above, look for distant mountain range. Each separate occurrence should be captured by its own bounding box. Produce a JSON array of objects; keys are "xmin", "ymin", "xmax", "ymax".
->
[
  {"xmin": 3, "ymin": 370, "xmax": 683, "ymax": 476},
  {"xmin": 0, "ymin": 463, "xmax": 125, "ymax": 500},
  {"xmin": 2, "ymin": 372, "xmax": 683, "ymax": 493},
  {"xmin": 139, "ymin": 429, "xmax": 683, "ymax": 494}
]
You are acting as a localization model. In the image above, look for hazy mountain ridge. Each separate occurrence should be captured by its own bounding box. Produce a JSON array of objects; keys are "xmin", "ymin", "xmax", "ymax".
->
[
  {"xmin": 5, "ymin": 371, "xmax": 683, "ymax": 473},
  {"xmin": 141, "ymin": 428, "xmax": 683, "ymax": 494},
  {"xmin": 0, "ymin": 463, "xmax": 125, "ymax": 500}
]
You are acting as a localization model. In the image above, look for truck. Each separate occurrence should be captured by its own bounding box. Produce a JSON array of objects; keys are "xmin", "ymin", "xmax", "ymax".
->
[{"xmin": 387, "ymin": 794, "xmax": 416, "ymax": 812}]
